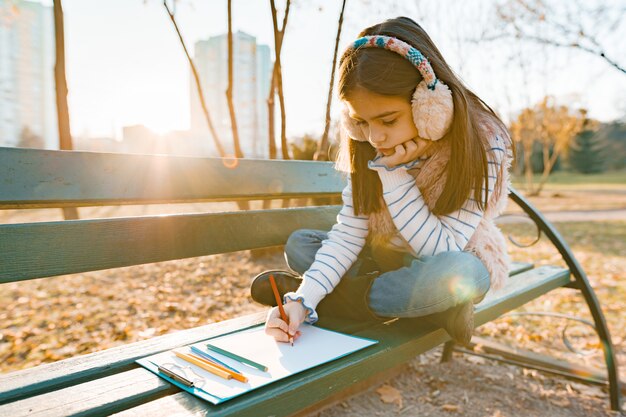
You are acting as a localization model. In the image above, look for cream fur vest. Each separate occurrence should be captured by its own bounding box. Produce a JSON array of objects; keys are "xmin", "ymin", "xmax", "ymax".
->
[{"xmin": 367, "ymin": 122, "xmax": 513, "ymax": 290}]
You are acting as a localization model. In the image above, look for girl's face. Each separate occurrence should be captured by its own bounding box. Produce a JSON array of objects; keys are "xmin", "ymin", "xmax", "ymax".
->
[{"xmin": 345, "ymin": 87, "xmax": 420, "ymax": 156}]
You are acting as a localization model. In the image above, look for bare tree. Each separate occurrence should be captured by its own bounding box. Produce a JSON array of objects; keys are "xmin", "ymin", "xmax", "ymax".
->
[
  {"xmin": 163, "ymin": 0, "xmax": 226, "ymax": 157},
  {"xmin": 510, "ymin": 96, "xmax": 587, "ymax": 195},
  {"xmin": 269, "ymin": 0, "xmax": 291, "ymax": 159},
  {"xmin": 484, "ymin": 0, "xmax": 625, "ymax": 75},
  {"xmin": 314, "ymin": 0, "xmax": 347, "ymax": 161},
  {"xmin": 53, "ymin": 0, "xmax": 78, "ymax": 220},
  {"xmin": 267, "ymin": 70, "xmax": 277, "ymax": 159},
  {"xmin": 226, "ymin": 0, "xmax": 244, "ymax": 158}
]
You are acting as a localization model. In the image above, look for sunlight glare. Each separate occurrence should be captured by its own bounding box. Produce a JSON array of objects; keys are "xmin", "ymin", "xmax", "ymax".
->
[
  {"xmin": 222, "ymin": 154, "xmax": 239, "ymax": 169},
  {"xmin": 447, "ymin": 275, "xmax": 477, "ymax": 300},
  {"xmin": 268, "ymin": 179, "xmax": 284, "ymax": 194}
]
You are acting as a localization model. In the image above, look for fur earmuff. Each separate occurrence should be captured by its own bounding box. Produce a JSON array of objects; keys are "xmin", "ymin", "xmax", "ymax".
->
[{"xmin": 411, "ymin": 80, "xmax": 454, "ymax": 141}]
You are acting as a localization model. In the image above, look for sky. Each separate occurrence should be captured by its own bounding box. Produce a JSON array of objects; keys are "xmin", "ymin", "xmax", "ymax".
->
[{"xmin": 37, "ymin": 0, "xmax": 626, "ymax": 140}]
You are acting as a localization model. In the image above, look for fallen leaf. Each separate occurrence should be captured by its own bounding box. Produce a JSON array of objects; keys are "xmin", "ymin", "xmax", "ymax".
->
[
  {"xmin": 549, "ymin": 397, "xmax": 570, "ymax": 407},
  {"xmin": 484, "ymin": 373, "xmax": 501, "ymax": 381},
  {"xmin": 568, "ymin": 382, "xmax": 606, "ymax": 398},
  {"xmin": 465, "ymin": 355, "xmax": 486, "ymax": 365},
  {"xmin": 441, "ymin": 404, "xmax": 461, "ymax": 412},
  {"xmin": 376, "ymin": 384, "xmax": 403, "ymax": 409}
]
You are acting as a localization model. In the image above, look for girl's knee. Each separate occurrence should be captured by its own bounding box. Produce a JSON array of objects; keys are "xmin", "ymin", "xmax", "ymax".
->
[
  {"xmin": 285, "ymin": 229, "xmax": 319, "ymax": 247},
  {"xmin": 285, "ymin": 229, "xmax": 320, "ymax": 256},
  {"xmin": 426, "ymin": 251, "xmax": 490, "ymax": 299},
  {"xmin": 284, "ymin": 229, "xmax": 326, "ymax": 274},
  {"xmin": 432, "ymin": 251, "xmax": 488, "ymax": 277}
]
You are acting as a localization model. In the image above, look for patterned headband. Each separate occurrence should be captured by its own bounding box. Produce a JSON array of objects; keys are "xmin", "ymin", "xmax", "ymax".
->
[{"xmin": 346, "ymin": 35, "xmax": 438, "ymax": 90}]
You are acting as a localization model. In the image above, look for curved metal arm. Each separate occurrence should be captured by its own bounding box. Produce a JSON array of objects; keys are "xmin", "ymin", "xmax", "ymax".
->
[
  {"xmin": 508, "ymin": 187, "xmax": 621, "ymax": 411},
  {"xmin": 496, "ymin": 213, "xmax": 542, "ymax": 248}
]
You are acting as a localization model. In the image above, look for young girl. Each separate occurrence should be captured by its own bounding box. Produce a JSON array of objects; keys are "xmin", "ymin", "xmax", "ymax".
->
[{"xmin": 250, "ymin": 16, "xmax": 513, "ymax": 345}]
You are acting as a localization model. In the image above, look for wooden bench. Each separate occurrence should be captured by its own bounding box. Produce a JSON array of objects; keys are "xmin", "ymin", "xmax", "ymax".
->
[{"xmin": 0, "ymin": 146, "xmax": 621, "ymax": 415}]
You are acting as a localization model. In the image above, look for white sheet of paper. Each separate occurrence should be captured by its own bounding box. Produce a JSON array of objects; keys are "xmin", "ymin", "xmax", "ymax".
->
[{"xmin": 138, "ymin": 324, "xmax": 377, "ymax": 403}]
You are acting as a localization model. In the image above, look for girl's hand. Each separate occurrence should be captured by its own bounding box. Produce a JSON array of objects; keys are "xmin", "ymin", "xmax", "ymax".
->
[
  {"xmin": 264, "ymin": 300, "xmax": 306, "ymax": 343},
  {"xmin": 376, "ymin": 138, "xmax": 433, "ymax": 168}
]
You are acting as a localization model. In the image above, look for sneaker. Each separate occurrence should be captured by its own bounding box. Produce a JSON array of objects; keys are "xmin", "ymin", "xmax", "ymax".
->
[
  {"xmin": 428, "ymin": 301, "xmax": 475, "ymax": 346},
  {"xmin": 250, "ymin": 270, "xmax": 302, "ymax": 306},
  {"xmin": 445, "ymin": 301, "xmax": 475, "ymax": 345}
]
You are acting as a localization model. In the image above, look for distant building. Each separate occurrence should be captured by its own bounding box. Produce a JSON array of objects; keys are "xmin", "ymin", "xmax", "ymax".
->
[
  {"xmin": 190, "ymin": 31, "xmax": 272, "ymax": 158},
  {"xmin": 0, "ymin": 0, "xmax": 56, "ymax": 149}
]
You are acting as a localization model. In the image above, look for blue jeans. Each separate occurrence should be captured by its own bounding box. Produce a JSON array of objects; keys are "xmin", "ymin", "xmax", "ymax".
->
[{"xmin": 284, "ymin": 229, "xmax": 490, "ymax": 320}]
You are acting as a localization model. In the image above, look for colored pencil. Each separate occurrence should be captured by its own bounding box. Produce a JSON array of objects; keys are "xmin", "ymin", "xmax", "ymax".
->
[
  {"xmin": 187, "ymin": 352, "xmax": 248, "ymax": 383},
  {"xmin": 206, "ymin": 344, "xmax": 268, "ymax": 372},
  {"xmin": 190, "ymin": 345, "xmax": 242, "ymax": 374},
  {"xmin": 269, "ymin": 274, "xmax": 293, "ymax": 346},
  {"xmin": 173, "ymin": 350, "xmax": 231, "ymax": 380}
]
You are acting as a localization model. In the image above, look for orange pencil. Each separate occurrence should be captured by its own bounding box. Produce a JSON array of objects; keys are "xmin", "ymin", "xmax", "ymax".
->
[
  {"xmin": 269, "ymin": 274, "xmax": 293, "ymax": 346},
  {"xmin": 186, "ymin": 352, "xmax": 248, "ymax": 383},
  {"xmin": 173, "ymin": 350, "xmax": 231, "ymax": 380}
]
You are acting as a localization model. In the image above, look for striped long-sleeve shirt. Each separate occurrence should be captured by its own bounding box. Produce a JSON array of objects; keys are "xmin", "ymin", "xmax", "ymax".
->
[{"xmin": 284, "ymin": 135, "xmax": 509, "ymax": 323}]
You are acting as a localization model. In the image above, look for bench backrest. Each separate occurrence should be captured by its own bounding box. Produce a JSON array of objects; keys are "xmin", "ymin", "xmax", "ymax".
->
[{"xmin": 0, "ymin": 147, "xmax": 345, "ymax": 284}]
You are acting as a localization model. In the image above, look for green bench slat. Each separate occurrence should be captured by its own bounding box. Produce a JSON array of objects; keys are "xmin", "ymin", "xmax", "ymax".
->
[
  {"xmin": 0, "ymin": 147, "xmax": 343, "ymax": 209},
  {"xmin": 0, "ymin": 207, "xmax": 340, "ymax": 283},
  {"xmin": 0, "ymin": 368, "xmax": 178, "ymax": 417},
  {"xmin": 0, "ymin": 266, "xmax": 569, "ymax": 416},
  {"xmin": 476, "ymin": 265, "xmax": 571, "ymax": 323},
  {"xmin": 508, "ymin": 261, "xmax": 533, "ymax": 276}
]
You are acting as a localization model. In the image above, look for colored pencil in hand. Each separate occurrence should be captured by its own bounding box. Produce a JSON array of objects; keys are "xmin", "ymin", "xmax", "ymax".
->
[{"xmin": 269, "ymin": 274, "xmax": 293, "ymax": 346}]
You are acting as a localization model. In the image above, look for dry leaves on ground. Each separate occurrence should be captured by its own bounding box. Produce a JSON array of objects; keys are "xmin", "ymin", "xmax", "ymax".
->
[{"xmin": 375, "ymin": 384, "xmax": 403, "ymax": 409}]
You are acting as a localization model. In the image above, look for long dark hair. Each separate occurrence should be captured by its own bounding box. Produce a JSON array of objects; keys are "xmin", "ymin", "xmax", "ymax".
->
[{"xmin": 337, "ymin": 17, "xmax": 508, "ymax": 216}]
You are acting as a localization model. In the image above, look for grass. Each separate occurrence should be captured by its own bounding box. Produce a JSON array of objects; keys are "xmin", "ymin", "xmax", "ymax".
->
[
  {"xmin": 507, "ymin": 190, "xmax": 626, "ymax": 212},
  {"xmin": 506, "ymin": 170, "xmax": 626, "ymax": 212},
  {"xmin": 512, "ymin": 170, "xmax": 626, "ymax": 191}
]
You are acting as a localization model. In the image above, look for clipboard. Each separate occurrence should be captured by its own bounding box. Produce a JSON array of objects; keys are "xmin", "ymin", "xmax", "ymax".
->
[{"xmin": 136, "ymin": 323, "xmax": 378, "ymax": 404}]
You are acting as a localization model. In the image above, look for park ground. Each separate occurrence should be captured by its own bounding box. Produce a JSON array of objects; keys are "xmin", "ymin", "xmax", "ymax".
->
[{"xmin": 1, "ymin": 172, "xmax": 625, "ymax": 416}]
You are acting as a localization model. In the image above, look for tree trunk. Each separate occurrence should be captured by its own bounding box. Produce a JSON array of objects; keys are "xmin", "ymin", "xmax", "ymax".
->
[
  {"xmin": 163, "ymin": 0, "xmax": 226, "ymax": 157},
  {"xmin": 314, "ymin": 0, "xmax": 347, "ymax": 161},
  {"xmin": 267, "ymin": 71, "xmax": 277, "ymax": 159},
  {"xmin": 224, "ymin": 0, "xmax": 248, "ymax": 211},
  {"xmin": 263, "ymin": 71, "xmax": 277, "ymax": 211},
  {"xmin": 226, "ymin": 0, "xmax": 243, "ymax": 158},
  {"xmin": 269, "ymin": 0, "xmax": 291, "ymax": 160},
  {"xmin": 53, "ymin": 0, "xmax": 78, "ymax": 220},
  {"xmin": 264, "ymin": 1, "xmax": 288, "ymax": 211},
  {"xmin": 536, "ymin": 139, "xmax": 562, "ymax": 195},
  {"xmin": 276, "ymin": 64, "xmax": 289, "ymax": 159},
  {"xmin": 523, "ymin": 140, "xmax": 536, "ymax": 196}
]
